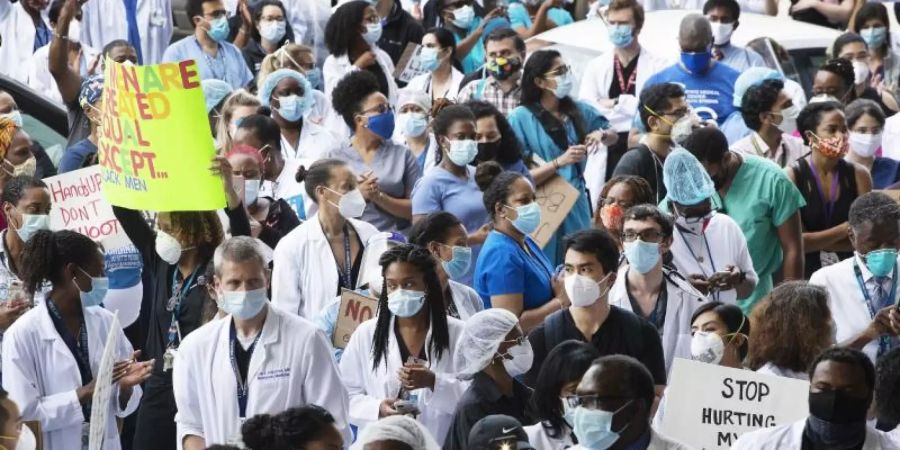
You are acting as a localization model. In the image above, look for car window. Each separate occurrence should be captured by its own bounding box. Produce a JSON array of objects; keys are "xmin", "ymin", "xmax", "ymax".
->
[{"xmin": 22, "ymin": 113, "xmax": 66, "ymax": 166}]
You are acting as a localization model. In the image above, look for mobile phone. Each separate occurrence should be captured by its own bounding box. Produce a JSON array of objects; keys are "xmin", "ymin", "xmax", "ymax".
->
[
  {"xmin": 394, "ymin": 400, "xmax": 420, "ymax": 416},
  {"xmin": 707, "ymin": 271, "xmax": 731, "ymax": 285}
]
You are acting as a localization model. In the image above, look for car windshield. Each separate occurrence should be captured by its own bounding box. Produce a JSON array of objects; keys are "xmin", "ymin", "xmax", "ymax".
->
[{"xmin": 22, "ymin": 113, "xmax": 66, "ymax": 166}]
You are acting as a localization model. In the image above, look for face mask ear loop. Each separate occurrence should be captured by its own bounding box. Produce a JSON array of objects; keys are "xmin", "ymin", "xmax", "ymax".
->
[{"xmin": 725, "ymin": 313, "xmax": 747, "ymax": 348}]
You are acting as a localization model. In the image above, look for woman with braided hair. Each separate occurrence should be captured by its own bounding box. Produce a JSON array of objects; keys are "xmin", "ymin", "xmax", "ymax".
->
[
  {"xmin": 339, "ymin": 244, "xmax": 465, "ymax": 446},
  {"xmin": 241, "ymin": 405, "xmax": 343, "ymax": 450},
  {"xmin": 1, "ymin": 229, "xmax": 153, "ymax": 449}
]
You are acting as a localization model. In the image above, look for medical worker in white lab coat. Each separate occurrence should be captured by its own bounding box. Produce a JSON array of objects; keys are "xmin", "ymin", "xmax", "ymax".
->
[
  {"xmin": 607, "ymin": 204, "xmax": 708, "ymax": 374},
  {"xmin": 80, "ymin": 0, "xmax": 171, "ymax": 64},
  {"xmin": 340, "ymin": 244, "xmax": 467, "ymax": 446},
  {"xmin": 0, "ymin": 0, "xmax": 51, "ymax": 82},
  {"xmin": 173, "ymin": 236, "xmax": 350, "ymax": 449},
  {"xmin": 1, "ymin": 230, "xmax": 152, "ymax": 450},
  {"xmin": 272, "ymin": 159, "xmax": 379, "ymax": 319},
  {"xmin": 735, "ymin": 348, "xmax": 897, "ymax": 450}
]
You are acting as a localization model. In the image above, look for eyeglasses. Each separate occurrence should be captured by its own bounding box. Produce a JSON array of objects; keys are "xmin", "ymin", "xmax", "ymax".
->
[
  {"xmin": 501, "ymin": 335, "xmax": 528, "ymax": 346},
  {"xmin": 561, "ymin": 394, "xmax": 634, "ymax": 410},
  {"xmin": 544, "ymin": 65, "xmax": 571, "ymax": 78},
  {"xmin": 360, "ymin": 103, "xmax": 394, "ymax": 116},
  {"xmin": 621, "ymin": 229, "xmax": 665, "ymax": 243}
]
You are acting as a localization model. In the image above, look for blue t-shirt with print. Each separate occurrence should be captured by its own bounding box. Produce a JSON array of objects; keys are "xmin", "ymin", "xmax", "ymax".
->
[{"xmin": 645, "ymin": 61, "xmax": 739, "ymax": 126}]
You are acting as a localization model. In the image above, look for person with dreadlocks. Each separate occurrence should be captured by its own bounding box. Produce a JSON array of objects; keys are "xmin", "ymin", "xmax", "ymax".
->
[
  {"xmin": 2, "ymin": 229, "xmax": 154, "ymax": 449},
  {"xmin": 339, "ymin": 244, "xmax": 465, "ymax": 447}
]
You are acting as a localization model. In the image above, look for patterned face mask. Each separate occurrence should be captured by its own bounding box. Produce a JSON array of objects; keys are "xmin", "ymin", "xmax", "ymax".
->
[{"xmin": 812, "ymin": 133, "xmax": 849, "ymax": 159}]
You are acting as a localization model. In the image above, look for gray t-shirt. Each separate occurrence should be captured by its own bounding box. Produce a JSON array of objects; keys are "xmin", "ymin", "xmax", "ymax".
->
[
  {"xmin": 327, "ymin": 140, "xmax": 422, "ymax": 233},
  {"xmin": 66, "ymin": 100, "xmax": 90, "ymax": 149}
]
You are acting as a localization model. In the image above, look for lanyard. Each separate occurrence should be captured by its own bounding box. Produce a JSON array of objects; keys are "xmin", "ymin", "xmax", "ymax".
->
[
  {"xmin": 166, "ymin": 266, "xmax": 202, "ymax": 348},
  {"xmin": 852, "ymin": 261, "xmax": 897, "ymax": 357},
  {"xmin": 47, "ymin": 299, "xmax": 93, "ymax": 418},
  {"xmin": 750, "ymin": 135, "xmax": 787, "ymax": 167},
  {"xmin": 807, "ymin": 160, "xmax": 840, "ymax": 224},
  {"xmin": 339, "ymin": 224, "xmax": 353, "ymax": 289},
  {"xmin": 613, "ymin": 56, "xmax": 637, "ymax": 95},
  {"xmin": 229, "ymin": 322, "xmax": 262, "ymax": 418},
  {"xmin": 194, "ymin": 39, "xmax": 226, "ymax": 82},
  {"xmin": 680, "ymin": 228, "xmax": 719, "ymax": 301}
]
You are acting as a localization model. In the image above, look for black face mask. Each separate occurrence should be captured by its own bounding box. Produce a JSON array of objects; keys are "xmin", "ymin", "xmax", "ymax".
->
[
  {"xmin": 808, "ymin": 390, "xmax": 870, "ymax": 424},
  {"xmin": 477, "ymin": 140, "xmax": 501, "ymax": 162}
]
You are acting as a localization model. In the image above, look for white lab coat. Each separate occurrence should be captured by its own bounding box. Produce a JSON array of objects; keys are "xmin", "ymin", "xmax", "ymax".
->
[
  {"xmin": 283, "ymin": 0, "xmax": 330, "ymax": 66},
  {"xmin": 272, "ymin": 214, "xmax": 379, "ymax": 319},
  {"xmin": 733, "ymin": 419, "xmax": 899, "ymax": 450},
  {"xmin": 0, "ymin": 0, "xmax": 50, "ymax": 82},
  {"xmin": 324, "ymin": 49, "xmax": 399, "ymax": 106},
  {"xmin": 339, "ymin": 316, "xmax": 468, "ymax": 445},
  {"xmin": 570, "ymin": 428, "xmax": 693, "ymax": 450},
  {"xmin": 173, "ymin": 305, "xmax": 350, "ymax": 448},
  {"xmin": 280, "ymin": 119, "xmax": 340, "ymax": 161},
  {"xmin": 578, "ymin": 47, "xmax": 671, "ymax": 133},
  {"xmin": 80, "ymin": 0, "xmax": 172, "ymax": 64},
  {"xmin": 27, "ymin": 44, "xmax": 100, "ymax": 105},
  {"xmin": 1, "ymin": 303, "xmax": 142, "ymax": 450},
  {"xmin": 406, "ymin": 68, "xmax": 466, "ymax": 101},
  {"xmin": 609, "ymin": 267, "xmax": 708, "ymax": 373},
  {"xmin": 448, "ymin": 280, "xmax": 483, "ymax": 321}
]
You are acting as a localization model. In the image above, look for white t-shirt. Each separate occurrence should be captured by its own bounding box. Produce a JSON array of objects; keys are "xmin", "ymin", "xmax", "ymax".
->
[{"xmin": 670, "ymin": 212, "xmax": 758, "ymax": 305}]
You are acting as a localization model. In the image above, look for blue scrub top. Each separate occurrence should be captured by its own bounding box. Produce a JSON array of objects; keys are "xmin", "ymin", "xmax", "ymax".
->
[
  {"xmin": 507, "ymin": 100, "xmax": 609, "ymax": 265},
  {"xmin": 453, "ymin": 17, "xmax": 485, "ymax": 75},
  {"xmin": 162, "ymin": 36, "xmax": 253, "ymax": 89},
  {"xmin": 475, "ymin": 230, "xmax": 554, "ymax": 310}
]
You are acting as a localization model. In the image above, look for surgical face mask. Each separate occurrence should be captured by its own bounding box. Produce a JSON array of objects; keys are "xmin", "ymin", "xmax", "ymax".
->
[
  {"xmin": 13, "ymin": 213, "xmax": 50, "ymax": 243},
  {"xmin": 220, "ymin": 287, "xmax": 268, "ymax": 320},
  {"xmin": 681, "ymin": 50, "xmax": 712, "ymax": 75},
  {"xmin": 441, "ymin": 245, "xmax": 472, "ymax": 281},
  {"xmin": 572, "ymin": 401, "xmax": 633, "ymax": 450},
  {"xmin": 0, "ymin": 111, "xmax": 23, "ymax": 128},
  {"xmin": 387, "ymin": 289, "xmax": 426, "ymax": 317},
  {"xmin": 305, "ymin": 68, "xmax": 323, "ymax": 90},
  {"xmin": 447, "ymin": 139, "xmax": 478, "ymax": 166},
  {"xmin": 207, "ymin": 16, "xmax": 230, "ymax": 42},
  {"xmin": 365, "ymin": 110, "xmax": 396, "ymax": 141},
  {"xmin": 417, "ymin": 47, "xmax": 441, "ymax": 72},
  {"xmin": 811, "ymin": 133, "xmax": 849, "ymax": 159},
  {"xmin": 861, "ymin": 248, "xmax": 897, "ymax": 277},
  {"xmin": 561, "ymin": 401, "xmax": 576, "ymax": 429},
  {"xmin": 76, "ymin": 267, "xmax": 109, "ymax": 308},
  {"xmin": 551, "ymin": 73, "xmax": 574, "ymax": 99},
  {"xmin": 608, "ymin": 24, "xmax": 633, "ymax": 48},
  {"xmin": 709, "ymin": 21, "xmax": 734, "ymax": 46},
  {"xmin": 781, "ymin": 104, "xmax": 801, "ymax": 121},
  {"xmin": 244, "ymin": 179, "xmax": 260, "ymax": 205},
  {"xmin": 565, "ymin": 273, "xmax": 612, "ymax": 308},
  {"xmin": 852, "ymin": 60, "xmax": 870, "ymax": 86},
  {"xmin": 275, "ymin": 94, "xmax": 306, "ymax": 123},
  {"xmin": 363, "ymin": 22, "xmax": 383, "ymax": 45},
  {"xmin": 808, "ymin": 390, "xmax": 870, "ymax": 424},
  {"xmin": 501, "ymin": 341, "xmax": 534, "ymax": 376},
  {"xmin": 674, "ymin": 210, "xmax": 713, "ymax": 236},
  {"xmin": 325, "ymin": 187, "xmax": 367, "ymax": 219},
  {"xmin": 259, "ymin": 19, "xmax": 286, "ymax": 43},
  {"xmin": 397, "ymin": 112, "xmax": 428, "ymax": 138},
  {"xmin": 849, "ymin": 132, "xmax": 882, "ymax": 158},
  {"xmin": 623, "ymin": 240, "xmax": 660, "ymax": 274},
  {"xmin": 67, "ymin": 19, "xmax": 82, "ymax": 43},
  {"xmin": 450, "ymin": 5, "xmax": 475, "ymax": 29},
  {"xmin": 156, "ymin": 229, "xmax": 186, "ymax": 265},
  {"xmin": 861, "ymin": 26, "xmax": 888, "ymax": 50},
  {"xmin": 5, "ymin": 157, "xmax": 36, "ymax": 178},
  {"xmin": 504, "ymin": 202, "xmax": 541, "ymax": 235},
  {"xmin": 486, "ymin": 56, "xmax": 522, "ymax": 81}
]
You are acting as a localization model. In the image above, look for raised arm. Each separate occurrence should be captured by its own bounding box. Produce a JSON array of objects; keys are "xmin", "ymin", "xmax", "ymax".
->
[{"xmin": 49, "ymin": 0, "xmax": 85, "ymax": 103}]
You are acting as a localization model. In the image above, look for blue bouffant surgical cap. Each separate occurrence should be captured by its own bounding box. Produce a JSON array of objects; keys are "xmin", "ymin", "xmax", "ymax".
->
[
  {"xmin": 258, "ymin": 69, "xmax": 312, "ymax": 110},
  {"xmin": 663, "ymin": 148, "xmax": 716, "ymax": 206},
  {"xmin": 733, "ymin": 67, "xmax": 783, "ymax": 107}
]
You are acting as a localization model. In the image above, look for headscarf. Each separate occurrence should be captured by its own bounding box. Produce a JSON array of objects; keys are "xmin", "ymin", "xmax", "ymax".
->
[
  {"xmin": 79, "ymin": 74, "xmax": 104, "ymax": 109},
  {"xmin": 0, "ymin": 117, "xmax": 17, "ymax": 160}
]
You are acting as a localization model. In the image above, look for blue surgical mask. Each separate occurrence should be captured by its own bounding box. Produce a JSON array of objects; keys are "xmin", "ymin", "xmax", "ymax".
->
[
  {"xmin": 365, "ymin": 110, "xmax": 396, "ymax": 141},
  {"xmin": 1, "ymin": 111, "xmax": 23, "ymax": 128},
  {"xmin": 275, "ymin": 94, "xmax": 307, "ymax": 122},
  {"xmin": 572, "ymin": 401, "xmax": 633, "ymax": 450},
  {"xmin": 220, "ymin": 287, "xmax": 269, "ymax": 320},
  {"xmin": 623, "ymin": 239, "xmax": 661, "ymax": 274},
  {"xmin": 259, "ymin": 19, "xmax": 286, "ymax": 43},
  {"xmin": 387, "ymin": 289, "xmax": 426, "ymax": 318},
  {"xmin": 207, "ymin": 16, "xmax": 230, "ymax": 43},
  {"xmin": 441, "ymin": 245, "xmax": 472, "ymax": 280},
  {"xmin": 451, "ymin": 5, "xmax": 475, "ymax": 29},
  {"xmin": 862, "ymin": 249, "xmax": 897, "ymax": 277},
  {"xmin": 14, "ymin": 214, "xmax": 50, "ymax": 243},
  {"xmin": 76, "ymin": 267, "xmax": 109, "ymax": 308},
  {"xmin": 244, "ymin": 179, "xmax": 260, "ymax": 205},
  {"xmin": 447, "ymin": 139, "xmax": 478, "ymax": 166},
  {"xmin": 552, "ymin": 73, "xmax": 574, "ymax": 99},
  {"xmin": 363, "ymin": 22, "xmax": 383, "ymax": 44},
  {"xmin": 398, "ymin": 112, "xmax": 428, "ymax": 138},
  {"xmin": 861, "ymin": 27, "xmax": 888, "ymax": 49},
  {"xmin": 305, "ymin": 68, "xmax": 323, "ymax": 90},
  {"xmin": 418, "ymin": 47, "xmax": 441, "ymax": 72},
  {"xmin": 608, "ymin": 24, "xmax": 634, "ymax": 48},
  {"xmin": 504, "ymin": 202, "xmax": 541, "ymax": 235},
  {"xmin": 561, "ymin": 400, "xmax": 576, "ymax": 429},
  {"xmin": 681, "ymin": 50, "xmax": 712, "ymax": 75}
]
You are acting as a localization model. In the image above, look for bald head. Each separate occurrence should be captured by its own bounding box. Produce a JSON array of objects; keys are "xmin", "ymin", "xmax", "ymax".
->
[{"xmin": 679, "ymin": 13, "xmax": 713, "ymax": 52}]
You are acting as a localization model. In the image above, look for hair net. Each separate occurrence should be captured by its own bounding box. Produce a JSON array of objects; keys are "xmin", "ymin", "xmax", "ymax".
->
[
  {"xmin": 732, "ymin": 67, "xmax": 782, "ymax": 107},
  {"xmin": 397, "ymin": 88, "xmax": 431, "ymax": 114},
  {"xmin": 455, "ymin": 308, "xmax": 519, "ymax": 380},
  {"xmin": 79, "ymin": 74, "xmax": 104, "ymax": 108},
  {"xmin": 258, "ymin": 68, "xmax": 313, "ymax": 111},
  {"xmin": 349, "ymin": 416, "xmax": 441, "ymax": 450},
  {"xmin": 201, "ymin": 79, "xmax": 233, "ymax": 113},
  {"xmin": 663, "ymin": 148, "xmax": 716, "ymax": 206}
]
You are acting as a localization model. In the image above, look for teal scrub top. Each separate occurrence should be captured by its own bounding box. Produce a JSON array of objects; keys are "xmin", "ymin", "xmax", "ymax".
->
[
  {"xmin": 453, "ymin": 16, "xmax": 485, "ymax": 74},
  {"xmin": 507, "ymin": 2, "xmax": 574, "ymax": 30}
]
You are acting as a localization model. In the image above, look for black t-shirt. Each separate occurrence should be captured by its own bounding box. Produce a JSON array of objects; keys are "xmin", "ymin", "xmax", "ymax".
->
[
  {"xmin": 612, "ymin": 144, "xmax": 667, "ymax": 203},
  {"xmin": 608, "ymin": 55, "xmax": 639, "ymax": 100},
  {"xmin": 524, "ymin": 306, "xmax": 667, "ymax": 386}
]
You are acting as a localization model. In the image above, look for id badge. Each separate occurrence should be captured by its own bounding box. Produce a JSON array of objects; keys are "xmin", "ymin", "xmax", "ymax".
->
[{"xmin": 163, "ymin": 347, "xmax": 178, "ymax": 371}]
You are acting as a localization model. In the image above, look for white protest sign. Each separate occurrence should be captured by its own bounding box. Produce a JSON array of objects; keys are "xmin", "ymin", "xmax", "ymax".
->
[
  {"xmin": 394, "ymin": 44, "xmax": 429, "ymax": 84},
  {"xmin": 660, "ymin": 358, "xmax": 810, "ymax": 449},
  {"xmin": 88, "ymin": 312, "xmax": 120, "ymax": 450},
  {"xmin": 45, "ymin": 166, "xmax": 128, "ymax": 249}
]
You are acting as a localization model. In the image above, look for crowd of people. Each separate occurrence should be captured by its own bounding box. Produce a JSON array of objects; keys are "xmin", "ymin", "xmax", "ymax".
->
[{"xmin": 3, "ymin": 0, "xmax": 900, "ymax": 448}]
